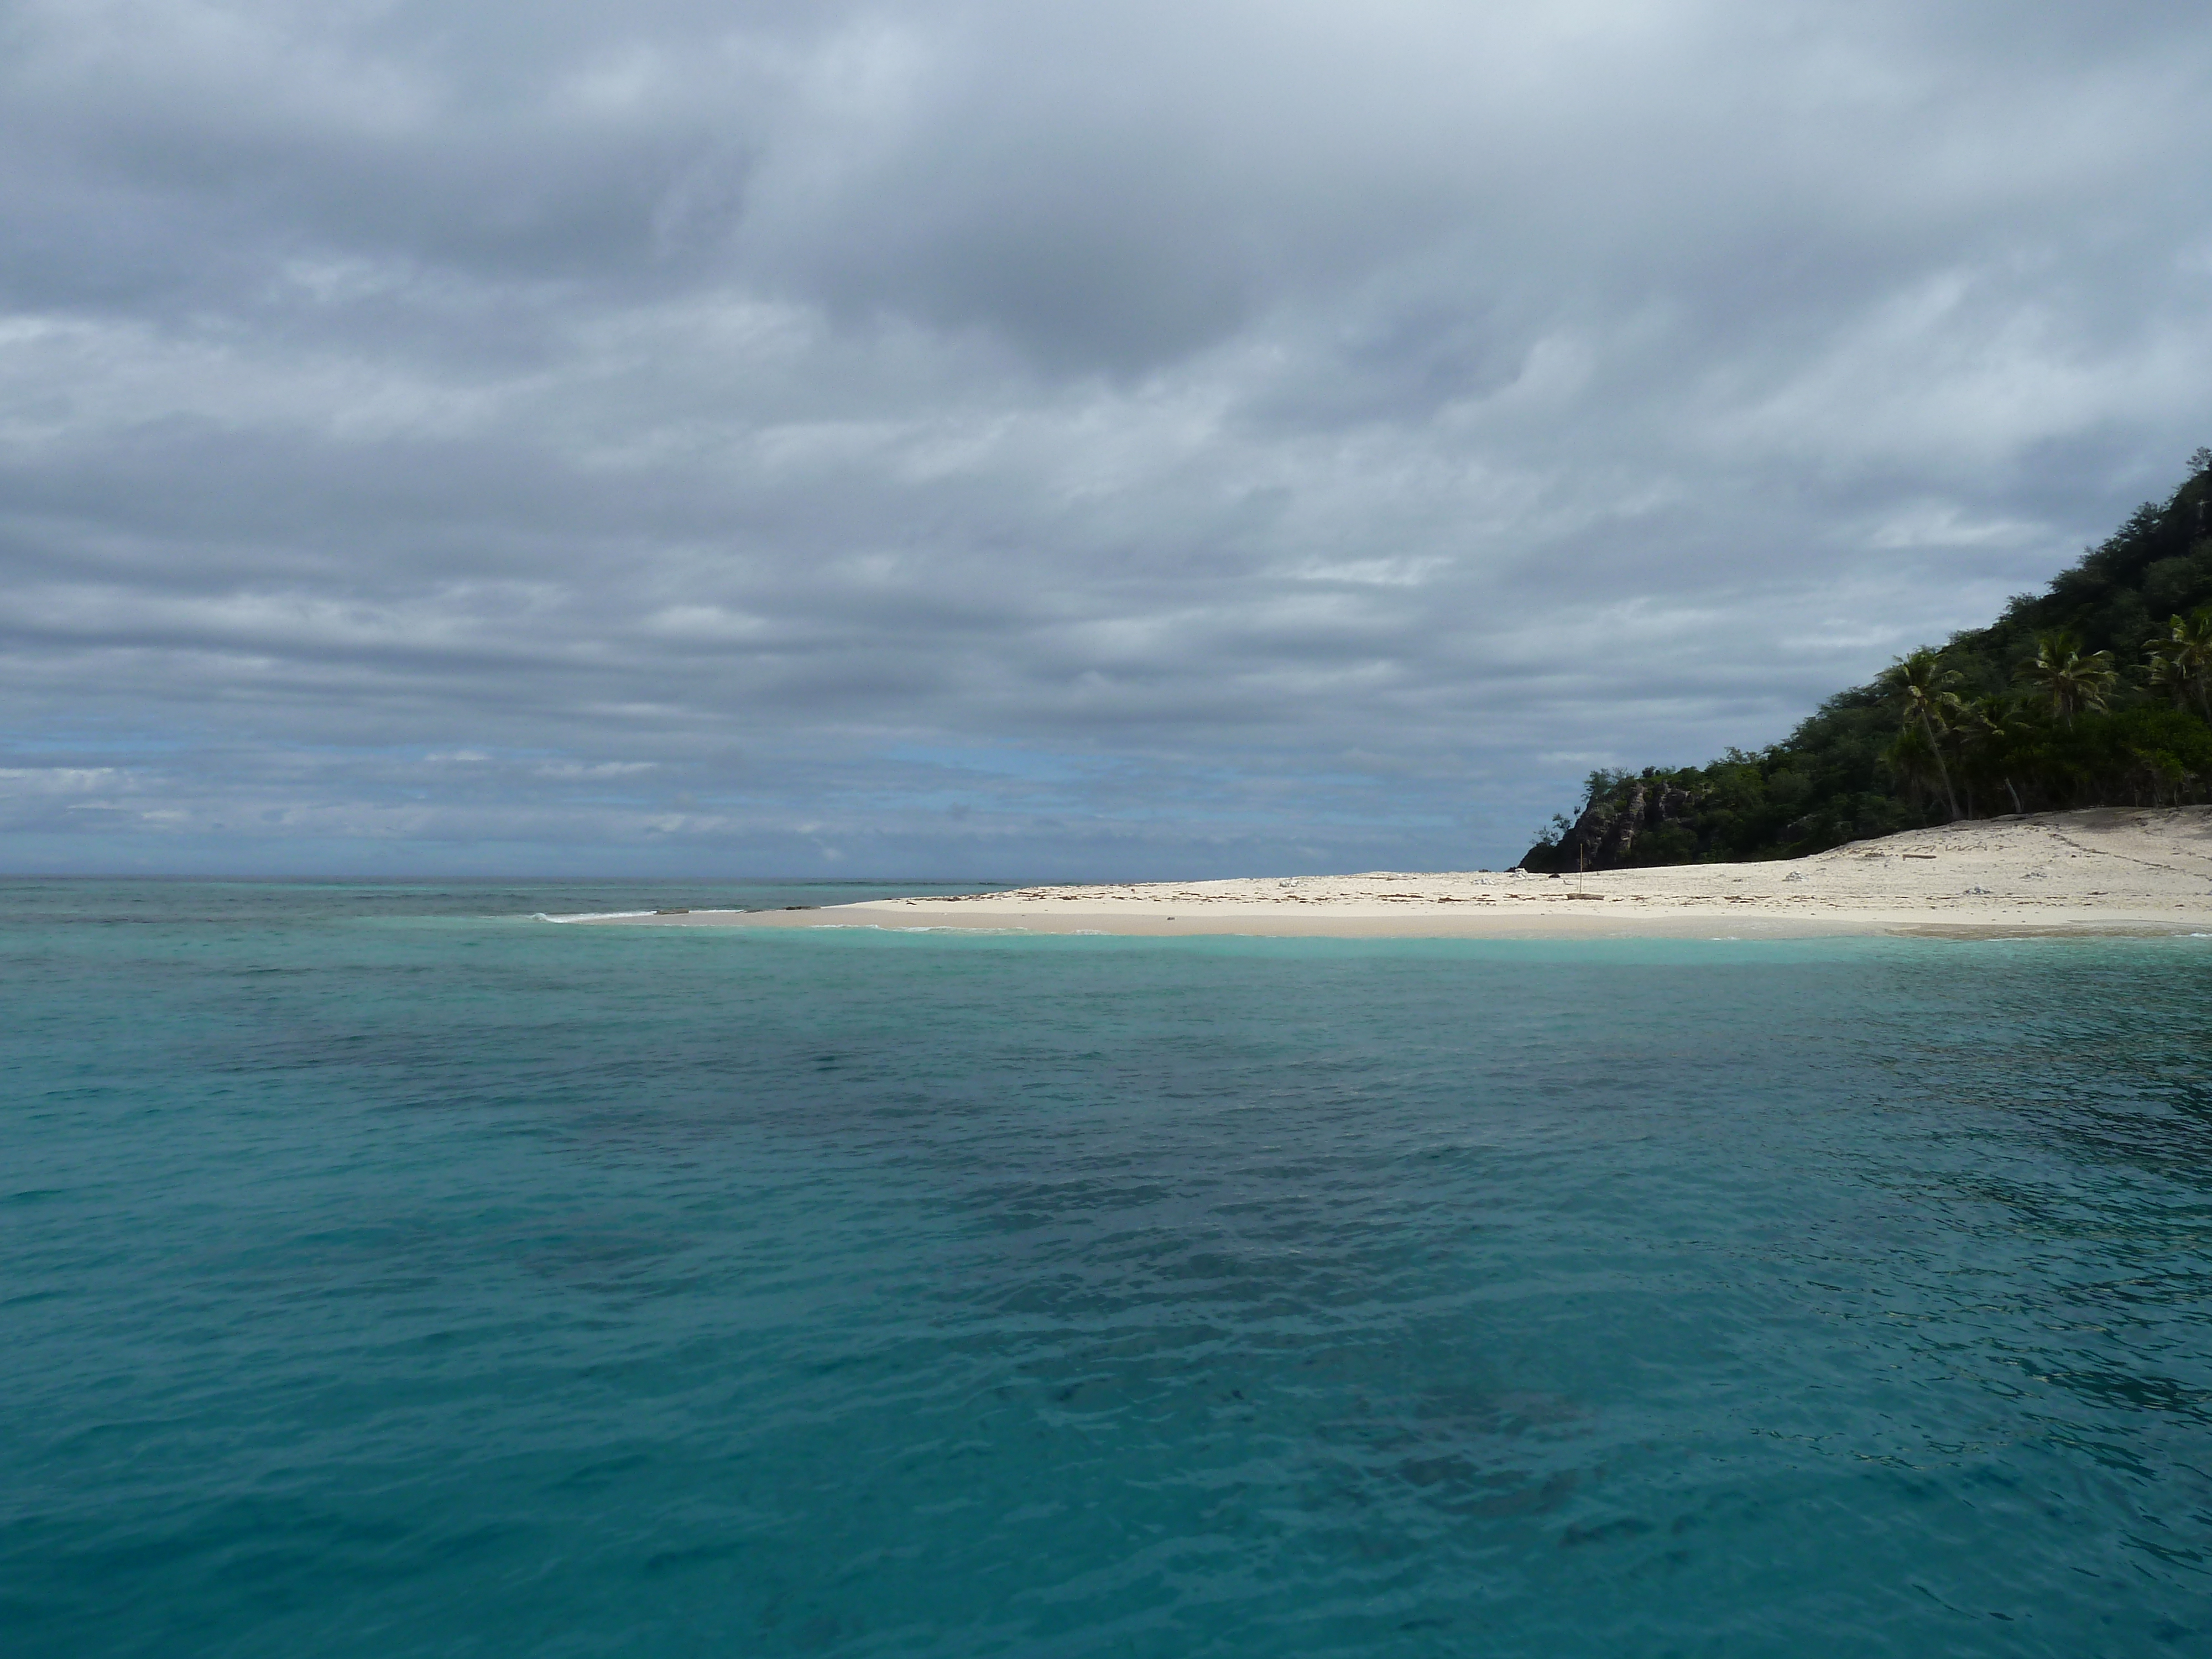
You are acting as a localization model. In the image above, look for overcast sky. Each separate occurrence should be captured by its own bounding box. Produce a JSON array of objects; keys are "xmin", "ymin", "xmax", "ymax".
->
[{"xmin": 4, "ymin": 0, "xmax": 2209, "ymax": 879}]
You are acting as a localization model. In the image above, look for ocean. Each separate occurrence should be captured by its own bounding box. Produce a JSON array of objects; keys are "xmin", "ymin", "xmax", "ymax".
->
[{"xmin": 5, "ymin": 878, "xmax": 2209, "ymax": 1657}]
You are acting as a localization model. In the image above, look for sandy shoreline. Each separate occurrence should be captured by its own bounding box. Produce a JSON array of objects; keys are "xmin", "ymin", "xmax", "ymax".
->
[{"xmin": 562, "ymin": 807, "xmax": 2212, "ymax": 939}]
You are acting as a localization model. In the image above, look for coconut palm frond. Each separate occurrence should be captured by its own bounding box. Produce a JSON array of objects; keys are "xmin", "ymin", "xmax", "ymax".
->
[
  {"xmin": 2016, "ymin": 632, "xmax": 2119, "ymax": 725},
  {"xmin": 2147, "ymin": 608, "xmax": 2212, "ymax": 717}
]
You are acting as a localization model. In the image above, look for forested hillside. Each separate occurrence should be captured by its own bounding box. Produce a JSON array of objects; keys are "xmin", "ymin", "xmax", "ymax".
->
[{"xmin": 1520, "ymin": 451, "xmax": 2212, "ymax": 872}]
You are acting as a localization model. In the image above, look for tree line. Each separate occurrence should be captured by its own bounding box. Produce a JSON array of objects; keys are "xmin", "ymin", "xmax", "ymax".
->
[{"xmin": 1521, "ymin": 450, "xmax": 2212, "ymax": 872}]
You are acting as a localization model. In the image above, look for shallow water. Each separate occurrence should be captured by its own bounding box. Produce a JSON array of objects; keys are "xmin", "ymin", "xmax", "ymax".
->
[{"xmin": 5, "ymin": 879, "xmax": 2210, "ymax": 1657}]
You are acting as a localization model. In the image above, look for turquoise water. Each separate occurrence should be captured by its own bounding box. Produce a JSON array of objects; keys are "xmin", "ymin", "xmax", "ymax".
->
[{"xmin": 5, "ymin": 879, "xmax": 2210, "ymax": 1657}]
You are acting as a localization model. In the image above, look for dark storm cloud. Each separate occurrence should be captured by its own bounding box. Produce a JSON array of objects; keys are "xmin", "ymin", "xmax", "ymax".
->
[{"xmin": 2, "ymin": 0, "xmax": 2209, "ymax": 875}]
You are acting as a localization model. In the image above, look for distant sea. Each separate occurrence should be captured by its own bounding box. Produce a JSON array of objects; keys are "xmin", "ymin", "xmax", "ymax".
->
[{"xmin": 6, "ymin": 878, "xmax": 2210, "ymax": 1657}]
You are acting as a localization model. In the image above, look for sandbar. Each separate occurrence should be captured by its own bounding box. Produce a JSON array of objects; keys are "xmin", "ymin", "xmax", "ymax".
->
[{"xmin": 560, "ymin": 807, "xmax": 2212, "ymax": 940}]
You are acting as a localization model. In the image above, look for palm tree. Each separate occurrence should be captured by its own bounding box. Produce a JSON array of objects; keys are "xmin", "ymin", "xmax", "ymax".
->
[
  {"xmin": 1881, "ymin": 722, "xmax": 1950, "ymax": 813},
  {"xmin": 1878, "ymin": 648, "xmax": 1962, "ymax": 818},
  {"xmin": 2015, "ymin": 632, "xmax": 2117, "ymax": 726},
  {"xmin": 2145, "ymin": 608, "xmax": 2212, "ymax": 718},
  {"xmin": 2147, "ymin": 649, "xmax": 2182, "ymax": 708},
  {"xmin": 1953, "ymin": 694, "xmax": 2026, "ymax": 816}
]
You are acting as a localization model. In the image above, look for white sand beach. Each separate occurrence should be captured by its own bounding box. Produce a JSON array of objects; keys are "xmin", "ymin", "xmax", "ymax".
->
[{"xmin": 576, "ymin": 806, "xmax": 2212, "ymax": 939}]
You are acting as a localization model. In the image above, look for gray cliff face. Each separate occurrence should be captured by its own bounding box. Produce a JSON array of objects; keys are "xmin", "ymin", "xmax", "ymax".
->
[{"xmin": 1519, "ymin": 777, "xmax": 1704, "ymax": 873}]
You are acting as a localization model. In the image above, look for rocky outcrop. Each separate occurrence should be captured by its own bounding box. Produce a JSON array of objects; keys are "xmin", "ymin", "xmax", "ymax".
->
[{"xmin": 1519, "ymin": 775, "xmax": 1706, "ymax": 872}]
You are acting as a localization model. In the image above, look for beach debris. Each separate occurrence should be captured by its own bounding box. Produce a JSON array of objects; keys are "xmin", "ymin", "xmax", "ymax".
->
[
  {"xmin": 655, "ymin": 907, "xmax": 690, "ymax": 915},
  {"xmin": 1783, "ymin": 871, "xmax": 1804, "ymax": 882}
]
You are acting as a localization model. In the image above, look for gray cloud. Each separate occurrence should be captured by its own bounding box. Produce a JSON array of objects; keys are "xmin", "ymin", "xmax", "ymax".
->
[{"xmin": 2, "ymin": 0, "xmax": 2210, "ymax": 877}]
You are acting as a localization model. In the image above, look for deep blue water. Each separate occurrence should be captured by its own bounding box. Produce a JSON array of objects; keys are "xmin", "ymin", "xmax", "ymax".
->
[{"xmin": 5, "ymin": 878, "xmax": 2211, "ymax": 1657}]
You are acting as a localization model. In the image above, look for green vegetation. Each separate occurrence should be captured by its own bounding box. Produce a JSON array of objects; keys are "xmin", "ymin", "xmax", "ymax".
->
[{"xmin": 1520, "ymin": 451, "xmax": 2212, "ymax": 872}]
